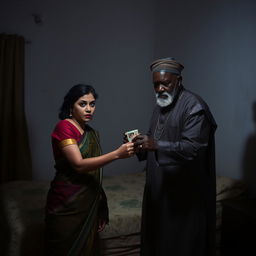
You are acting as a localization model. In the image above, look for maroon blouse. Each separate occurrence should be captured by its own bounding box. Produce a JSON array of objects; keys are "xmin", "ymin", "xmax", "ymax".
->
[{"xmin": 51, "ymin": 119, "xmax": 82, "ymax": 160}]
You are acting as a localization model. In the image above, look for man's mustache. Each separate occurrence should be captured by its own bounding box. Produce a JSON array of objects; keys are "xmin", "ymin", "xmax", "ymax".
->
[{"xmin": 157, "ymin": 92, "xmax": 169, "ymax": 97}]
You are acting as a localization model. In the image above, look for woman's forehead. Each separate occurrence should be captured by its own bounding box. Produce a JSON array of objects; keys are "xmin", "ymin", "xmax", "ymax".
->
[{"xmin": 78, "ymin": 93, "xmax": 95, "ymax": 102}]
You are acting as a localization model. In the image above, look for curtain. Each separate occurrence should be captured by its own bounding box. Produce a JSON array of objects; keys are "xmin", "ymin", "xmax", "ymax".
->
[{"xmin": 0, "ymin": 34, "xmax": 32, "ymax": 183}]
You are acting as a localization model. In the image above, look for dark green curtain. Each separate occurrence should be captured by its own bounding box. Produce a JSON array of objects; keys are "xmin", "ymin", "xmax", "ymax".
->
[{"xmin": 0, "ymin": 34, "xmax": 32, "ymax": 183}]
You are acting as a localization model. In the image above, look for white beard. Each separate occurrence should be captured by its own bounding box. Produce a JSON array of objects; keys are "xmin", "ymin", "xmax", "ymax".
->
[{"xmin": 156, "ymin": 92, "xmax": 173, "ymax": 107}]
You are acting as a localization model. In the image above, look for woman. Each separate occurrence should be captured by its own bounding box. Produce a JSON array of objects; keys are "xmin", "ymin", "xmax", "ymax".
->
[{"xmin": 45, "ymin": 84, "xmax": 134, "ymax": 255}]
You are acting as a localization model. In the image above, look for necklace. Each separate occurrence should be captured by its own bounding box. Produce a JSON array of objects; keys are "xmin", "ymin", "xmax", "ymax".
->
[{"xmin": 154, "ymin": 109, "xmax": 172, "ymax": 140}]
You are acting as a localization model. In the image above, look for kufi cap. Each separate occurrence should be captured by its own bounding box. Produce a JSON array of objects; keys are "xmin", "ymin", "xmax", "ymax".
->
[{"xmin": 150, "ymin": 57, "xmax": 184, "ymax": 75}]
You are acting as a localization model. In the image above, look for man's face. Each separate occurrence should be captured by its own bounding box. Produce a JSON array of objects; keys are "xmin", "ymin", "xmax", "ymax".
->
[{"xmin": 153, "ymin": 71, "xmax": 181, "ymax": 107}]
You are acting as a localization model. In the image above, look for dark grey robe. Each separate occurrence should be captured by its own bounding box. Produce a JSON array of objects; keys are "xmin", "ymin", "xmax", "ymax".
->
[{"xmin": 139, "ymin": 88, "xmax": 217, "ymax": 256}]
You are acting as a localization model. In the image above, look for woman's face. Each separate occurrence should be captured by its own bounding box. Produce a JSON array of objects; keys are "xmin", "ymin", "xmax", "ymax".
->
[{"xmin": 72, "ymin": 93, "xmax": 96, "ymax": 123}]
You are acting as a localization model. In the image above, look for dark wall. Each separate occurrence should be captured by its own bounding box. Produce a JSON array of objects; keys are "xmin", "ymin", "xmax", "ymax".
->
[
  {"xmin": 1, "ymin": 0, "xmax": 256, "ymax": 187},
  {"xmin": 154, "ymin": 0, "xmax": 256, "ymax": 183},
  {"xmin": 0, "ymin": 0, "xmax": 156, "ymax": 179}
]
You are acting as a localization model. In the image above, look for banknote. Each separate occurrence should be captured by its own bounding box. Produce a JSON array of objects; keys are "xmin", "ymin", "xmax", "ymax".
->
[{"xmin": 125, "ymin": 129, "xmax": 139, "ymax": 142}]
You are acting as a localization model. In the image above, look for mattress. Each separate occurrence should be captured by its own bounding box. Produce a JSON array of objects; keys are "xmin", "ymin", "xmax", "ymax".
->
[
  {"xmin": 100, "ymin": 172, "xmax": 145, "ymax": 255},
  {"xmin": 0, "ymin": 172, "xmax": 245, "ymax": 256}
]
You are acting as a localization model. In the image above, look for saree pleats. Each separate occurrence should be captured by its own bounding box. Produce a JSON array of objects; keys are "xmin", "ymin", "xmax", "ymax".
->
[{"xmin": 45, "ymin": 127, "xmax": 108, "ymax": 256}]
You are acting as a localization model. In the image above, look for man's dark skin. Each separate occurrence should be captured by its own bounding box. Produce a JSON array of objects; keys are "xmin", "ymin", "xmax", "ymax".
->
[
  {"xmin": 132, "ymin": 71, "xmax": 182, "ymax": 150},
  {"xmin": 131, "ymin": 60, "xmax": 217, "ymax": 256}
]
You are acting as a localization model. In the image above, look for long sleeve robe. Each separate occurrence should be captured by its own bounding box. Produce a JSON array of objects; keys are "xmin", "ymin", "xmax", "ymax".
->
[{"xmin": 140, "ymin": 88, "xmax": 217, "ymax": 256}]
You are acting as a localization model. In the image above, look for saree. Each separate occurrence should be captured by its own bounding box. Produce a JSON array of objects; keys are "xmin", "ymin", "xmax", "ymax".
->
[{"xmin": 45, "ymin": 122, "xmax": 108, "ymax": 256}]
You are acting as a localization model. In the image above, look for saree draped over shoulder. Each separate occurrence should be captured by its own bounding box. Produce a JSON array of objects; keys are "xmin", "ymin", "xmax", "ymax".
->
[{"xmin": 45, "ymin": 121, "xmax": 108, "ymax": 256}]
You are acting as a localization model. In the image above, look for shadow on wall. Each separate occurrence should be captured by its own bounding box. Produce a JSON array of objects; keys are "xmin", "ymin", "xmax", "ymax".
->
[{"xmin": 242, "ymin": 101, "xmax": 256, "ymax": 198}]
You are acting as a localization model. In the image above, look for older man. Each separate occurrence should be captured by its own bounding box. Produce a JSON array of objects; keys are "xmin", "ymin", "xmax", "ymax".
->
[{"xmin": 134, "ymin": 57, "xmax": 217, "ymax": 256}]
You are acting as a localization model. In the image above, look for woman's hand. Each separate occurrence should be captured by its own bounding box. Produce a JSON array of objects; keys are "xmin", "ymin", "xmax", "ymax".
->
[
  {"xmin": 115, "ymin": 142, "xmax": 134, "ymax": 159},
  {"xmin": 98, "ymin": 219, "xmax": 107, "ymax": 232}
]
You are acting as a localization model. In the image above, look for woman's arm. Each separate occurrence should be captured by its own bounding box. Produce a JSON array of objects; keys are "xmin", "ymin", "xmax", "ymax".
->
[{"xmin": 61, "ymin": 142, "xmax": 134, "ymax": 173}]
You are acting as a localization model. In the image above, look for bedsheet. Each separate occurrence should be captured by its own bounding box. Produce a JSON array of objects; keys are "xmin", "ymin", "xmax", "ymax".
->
[{"xmin": 0, "ymin": 172, "xmax": 245, "ymax": 256}]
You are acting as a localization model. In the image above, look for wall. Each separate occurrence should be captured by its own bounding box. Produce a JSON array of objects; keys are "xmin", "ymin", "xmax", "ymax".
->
[
  {"xmin": 0, "ymin": 0, "xmax": 156, "ymax": 179},
  {"xmin": 1, "ymin": 0, "xmax": 256, "ymax": 185},
  {"xmin": 154, "ymin": 0, "xmax": 256, "ymax": 182}
]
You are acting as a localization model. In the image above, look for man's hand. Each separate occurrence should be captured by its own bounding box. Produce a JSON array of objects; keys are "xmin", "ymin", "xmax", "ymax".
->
[{"xmin": 132, "ymin": 135, "xmax": 157, "ymax": 151}]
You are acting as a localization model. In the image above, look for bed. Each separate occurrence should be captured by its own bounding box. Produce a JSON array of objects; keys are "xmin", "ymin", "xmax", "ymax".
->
[{"xmin": 0, "ymin": 172, "xmax": 245, "ymax": 256}]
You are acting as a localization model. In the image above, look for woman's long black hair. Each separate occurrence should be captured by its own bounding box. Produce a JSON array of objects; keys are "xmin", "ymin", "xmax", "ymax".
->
[{"xmin": 59, "ymin": 84, "xmax": 98, "ymax": 120}]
